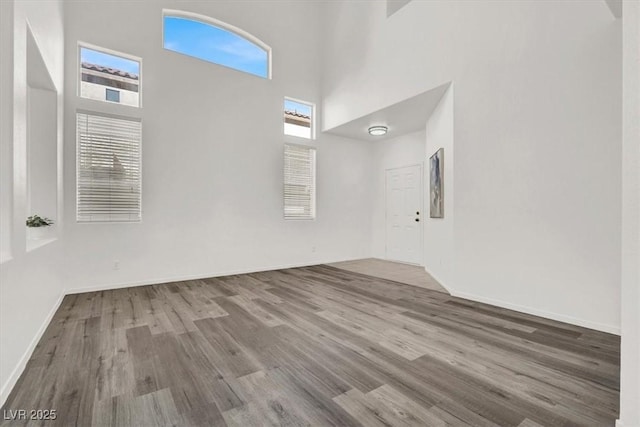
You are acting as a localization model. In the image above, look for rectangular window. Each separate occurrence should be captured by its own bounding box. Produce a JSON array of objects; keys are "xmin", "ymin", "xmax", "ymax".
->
[
  {"xmin": 79, "ymin": 45, "xmax": 140, "ymax": 107},
  {"xmin": 284, "ymin": 144, "xmax": 316, "ymax": 220},
  {"xmin": 105, "ymin": 88, "xmax": 120, "ymax": 103},
  {"xmin": 77, "ymin": 112, "xmax": 142, "ymax": 223},
  {"xmin": 284, "ymin": 98, "xmax": 314, "ymax": 139}
]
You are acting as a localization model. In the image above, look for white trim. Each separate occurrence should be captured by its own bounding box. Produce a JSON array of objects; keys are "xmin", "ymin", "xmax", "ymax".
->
[
  {"xmin": 384, "ymin": 162, "xmax": 423, "ymax": 171},
  {"xmin": 449, "ymin": 289, "xmax": 621, "ymax": 335},
  {"xmin": 0, "ymin": 291, "xmax": 65, "ymax": 407},
  {"xmin": 75, "ymin": 108, "xmax": 142, "ymax": 123},
  {"xmin": 64, "ymin": 258, "xmax": 363, "ymax": 295}
]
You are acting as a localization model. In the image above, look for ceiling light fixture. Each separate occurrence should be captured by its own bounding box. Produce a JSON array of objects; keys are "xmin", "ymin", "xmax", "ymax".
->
[{"xmin": 368, "ymin": 125, "xmax": 388, "ymax": 136}]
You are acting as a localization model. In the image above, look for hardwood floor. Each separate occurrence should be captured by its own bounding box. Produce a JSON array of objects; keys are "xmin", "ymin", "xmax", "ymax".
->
[
  {"xmin": 1, "ymin": 265, "xmax": 620, "ymax": 426},
  {"xmin": 328, "ymin": 258, "xmax": 448, "ymax": 293}
]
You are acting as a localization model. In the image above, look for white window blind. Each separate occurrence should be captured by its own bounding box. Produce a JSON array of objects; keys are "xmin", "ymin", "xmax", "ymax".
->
[
  {"xmin": 284, "ymin": 144, "xmax": 316, "ymax": 220},
  {"xmin": 77, "ymin": 112, "xmax": 142, "ymax": 222}
]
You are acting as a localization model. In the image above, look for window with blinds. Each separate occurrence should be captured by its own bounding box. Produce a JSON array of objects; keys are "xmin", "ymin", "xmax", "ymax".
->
[
  {"xmin": 284, "ymin": 144, "xmax": 316, "ymax": 220},
  {"xmin": 77, "ymin": 112, "xmax": 142, "ymax": 222}
]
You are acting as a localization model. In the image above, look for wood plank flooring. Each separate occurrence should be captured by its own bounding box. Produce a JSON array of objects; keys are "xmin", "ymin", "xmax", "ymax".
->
[
  {"xmin": 328, "ymin": 258, "xmax": 448, "ymax": 293},
  {"xmin": 1, "ymin": 265, "xmax": 620, "ymax": 426}
]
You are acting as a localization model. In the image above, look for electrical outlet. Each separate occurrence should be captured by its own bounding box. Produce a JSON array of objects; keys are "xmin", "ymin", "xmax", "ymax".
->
[
  {"xmin": 113, "ymin": 260, "xmax": 120, "ymax": 270},
  {"xmin": 311, "ymin": 246, "xmax": 317, "ymax": 253}
]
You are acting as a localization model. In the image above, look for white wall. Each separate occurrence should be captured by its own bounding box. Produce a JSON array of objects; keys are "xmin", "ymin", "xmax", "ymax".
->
[
  {"xmin": 371, "ymin": 130, "xmax": 425, "ymax": 259},
  {"xmin": 0, "ymin": 0, "xmax": 13, "ymax": 263},
  {"xmin": 424, "ymin": 85, "xmax": 454, "ymax": 289},
  {"xmin": 619, "ymin": 1, "xmax": 640, "ymax": 425},
  {"xmin": 1, "ymin": 0, "xmax": 630, "ymax": 410},
  {"xmin": 60, "ymin": 1, "xmax": 372, "ymax": 292},
  {"xmin": 323, "ymin": 0, "xmax": 622, "ymax": 333},
  {"xmin": 0, "ymin": 0, "xmax": 65, "ymax": 405}
]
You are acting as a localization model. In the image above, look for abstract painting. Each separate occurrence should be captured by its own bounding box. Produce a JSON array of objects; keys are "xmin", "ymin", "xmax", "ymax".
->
[{"xmin": 430, "ymin": 148, "xmax": 444, "ymax": 218}]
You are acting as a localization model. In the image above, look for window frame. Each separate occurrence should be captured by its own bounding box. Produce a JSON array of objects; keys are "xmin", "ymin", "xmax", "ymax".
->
[
  {"xmin": 76, "ymin": 110, "xmax": 143, "ymax": 224},
  {"xmin": 77, "ymin": 42, "xmax": 143, "ymax": 108},
  {"xmin": 284, "ymin": 97, "xmax": 316, "ymax": 140},
  {"xmin": 283, "ymin": 143, "xmax": 316, "ymax": 221},
  {"xmin": 162, "ymin": 9, "xmax": 272, "ymax": 80}
]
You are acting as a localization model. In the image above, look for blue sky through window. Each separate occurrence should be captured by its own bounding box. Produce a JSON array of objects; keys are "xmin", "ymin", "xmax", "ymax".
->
[
  {"xmin": 284, "ymin": 100, "xmax": 312, "ymax": 117},
  {"xmin": 80, "ymin": 47, "xmax": 139, "ymax": 76},
  {"xmin": 163, "ymin": 16, "xmax": 268, "ymax": 79}
]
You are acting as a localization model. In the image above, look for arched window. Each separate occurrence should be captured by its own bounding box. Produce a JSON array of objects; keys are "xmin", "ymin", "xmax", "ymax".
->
[{"xmin": 163, "ymin": 11, "xmax": 271, "ymax": 79}]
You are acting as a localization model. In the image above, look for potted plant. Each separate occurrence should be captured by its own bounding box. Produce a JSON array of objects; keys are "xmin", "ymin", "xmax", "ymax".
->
[{"xmin": 26, "ymin": 215, "xmax": 53, "ymax": 240}]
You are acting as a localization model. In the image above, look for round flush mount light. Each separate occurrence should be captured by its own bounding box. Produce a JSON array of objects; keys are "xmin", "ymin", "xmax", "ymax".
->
[{"xmin": 368, "ymin": 125, "xmax": 388, "ymax": 136}]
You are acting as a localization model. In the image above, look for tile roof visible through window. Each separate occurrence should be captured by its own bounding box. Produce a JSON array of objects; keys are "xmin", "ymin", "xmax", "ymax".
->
[
  {"xmin": 81, "ymin": 62, "xmax": 139, "ymax": 80},
  {"xmin": 284, "ymin": 110, "xmax": 311, "ymax": 128}
]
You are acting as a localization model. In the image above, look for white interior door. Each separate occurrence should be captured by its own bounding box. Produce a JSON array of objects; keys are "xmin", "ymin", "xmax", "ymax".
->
[{"xmin": 385, "ymin": 164, "xmax": 423, "ymax": 265}]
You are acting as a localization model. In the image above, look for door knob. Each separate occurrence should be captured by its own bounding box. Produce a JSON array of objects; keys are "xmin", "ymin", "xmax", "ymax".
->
[
  {"xmin": 415, "ymin": 218, "xmax": 420, "ymax": 222},
  {"xmin": 416, "ymin": 211, "xmax": 420, "ymax": 215}
]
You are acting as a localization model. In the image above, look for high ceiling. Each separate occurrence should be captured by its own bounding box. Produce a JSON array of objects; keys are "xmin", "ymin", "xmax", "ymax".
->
[{"xmin": 324, "ymin": 83, "xmax": 450, "ymax": 142}]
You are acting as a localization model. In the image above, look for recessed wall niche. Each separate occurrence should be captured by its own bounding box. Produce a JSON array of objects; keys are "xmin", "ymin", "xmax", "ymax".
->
[{"xmin": 26, "ymin": 27, "xmax": 58, "ymax": 249}]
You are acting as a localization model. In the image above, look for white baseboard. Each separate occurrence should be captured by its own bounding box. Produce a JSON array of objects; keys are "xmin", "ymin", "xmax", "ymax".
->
[
  {"xmin": 616, "ymin": 418, "xmax": 640, "ymax": 427},
  {"xmin": 0, "ymin": 291, "xmax": 65, "ymax": 407},
  {"xmin": 3, "ymin": 256, "xmax": 620, "ymax": 411},
  {"xmin": 449, "ymin": 289, "xmax": 620, "ymax": 335},
  {"xmin": 65, "ymin": 257, "xmax": 365, "ymax": 295},
  {"xmin": 421, "ymin": 265, "xmax": 619, "ymax": 335}
]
